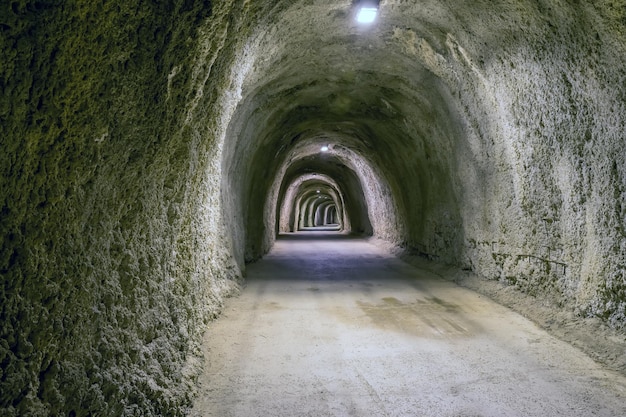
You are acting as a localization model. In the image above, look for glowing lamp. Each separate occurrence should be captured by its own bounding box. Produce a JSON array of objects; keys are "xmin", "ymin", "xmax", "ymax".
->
[{"xmin": 356, "ymin": 7, "xmax": 377, "ymax": 24}]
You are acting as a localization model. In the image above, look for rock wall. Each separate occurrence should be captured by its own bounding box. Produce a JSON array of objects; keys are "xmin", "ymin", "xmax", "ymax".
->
[
  {"xmin": 439, "ymin": 1, "xmax": 626, "ymax": 328},
  {"xmin": 0, "ymin": 1, "xmax": 251, "ymax": 415},
  {"xmin": 222, "ymin": 0, "xmax": 625, "ymax": 329}
]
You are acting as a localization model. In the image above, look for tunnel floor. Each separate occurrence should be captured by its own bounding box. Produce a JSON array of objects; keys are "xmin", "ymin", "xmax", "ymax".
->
[{"xmin": 190, "ymin": 232, "xmax": 626, "ymax": 416}]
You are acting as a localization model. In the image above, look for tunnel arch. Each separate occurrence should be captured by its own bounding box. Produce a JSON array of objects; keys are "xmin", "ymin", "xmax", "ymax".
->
[
  {"xmin": 279, "ymin": 174, "xmax": 348, "ymax": 233},
  {"xmin": 218, "ymin": 0, "xmax": 626, "ymax": 329},
  {"xmin": 273, "ymin": 144, "xmax": 383, "ymax": 239},
  {"xmin": 288, "ymin": 179, "xmax": 345, "ymax": 232},
  {"xmin": 220, "ymin": 4, "xmax": 469, "ymax": 264},
  {"xmin": 313, "ymin": 199, "xmax": 338, "ymax": 227},
  {"xmin": 298, "ymin": 189, "xmax": 337, "ymax": 229}
]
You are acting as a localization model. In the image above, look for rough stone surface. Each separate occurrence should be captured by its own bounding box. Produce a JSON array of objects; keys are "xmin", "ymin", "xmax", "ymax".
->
[
  {"xmin": 1, "ymin": 0, "xmax": 626, "ymax": 415},
  {"xmin": 1, "ymin": 1, "xmax": 249, "ymax": 415},
  {"xmin": 191, "ymin": 234, "xmax": 626, "ymax": 416},
  {"xmin": 222, "ymin": 0, "xmax": 626, "ymax": 332}
]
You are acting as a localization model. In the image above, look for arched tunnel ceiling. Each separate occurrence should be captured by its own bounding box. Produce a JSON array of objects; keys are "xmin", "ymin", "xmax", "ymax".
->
[
  {"xmin": 219, "ymin": 0, "xmax": 626, "ymax": 325},
  {"xmin": 278, "ymin": 174, "xmax": 346, "ymax": 232},
  {"xmin": 294, "ymin": 185, "xmax": 341, "ymax": 229},
  {"xmin": 222, "ymin": 0, "xmax": 476, "ymax": 261}
]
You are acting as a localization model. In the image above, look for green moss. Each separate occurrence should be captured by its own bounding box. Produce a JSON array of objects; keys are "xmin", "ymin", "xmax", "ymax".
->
[{"xmin": 1, "ymin": 0, "xmax": 242, "ymax": 415}]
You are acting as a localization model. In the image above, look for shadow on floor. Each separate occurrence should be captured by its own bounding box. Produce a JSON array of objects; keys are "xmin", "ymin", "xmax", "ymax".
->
[{"xmin": 277, "ymin": 230, "xmax": 367, "ymax": 241}]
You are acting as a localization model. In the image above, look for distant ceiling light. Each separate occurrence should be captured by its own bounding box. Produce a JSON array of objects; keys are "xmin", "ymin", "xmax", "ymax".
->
[
  {"xmin": 320, "ymin": 145, "xmax": 329, "ymax": 152},
  {"xmin": 356, "ymin": 7, "xmax": 378, "ymax": 24},
  {"xmin": 316, "ymin": 190, "xmax": 320, "ymax": 193}
]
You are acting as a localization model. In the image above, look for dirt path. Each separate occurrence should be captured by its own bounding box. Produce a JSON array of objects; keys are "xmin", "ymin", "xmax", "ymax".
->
[{"xmin": 190, "ymin": 233, "xmax": 626, "ymax": 416}]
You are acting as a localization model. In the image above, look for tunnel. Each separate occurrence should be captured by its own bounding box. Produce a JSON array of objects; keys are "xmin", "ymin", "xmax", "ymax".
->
[{"xmin": 1, "ymin": 0, "xmax": 626, "ymax": 415}]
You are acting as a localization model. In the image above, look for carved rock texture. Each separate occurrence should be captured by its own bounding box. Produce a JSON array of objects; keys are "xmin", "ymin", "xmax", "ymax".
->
[{"xmin": 1, "ymin": 0, "xmax": 625, "ymax": 415}]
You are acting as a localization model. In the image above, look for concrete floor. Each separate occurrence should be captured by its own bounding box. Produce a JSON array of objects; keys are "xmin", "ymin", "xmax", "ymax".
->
[{"xmin": 190, "ymin": 232, "xmax": 626, "ymax": 417}]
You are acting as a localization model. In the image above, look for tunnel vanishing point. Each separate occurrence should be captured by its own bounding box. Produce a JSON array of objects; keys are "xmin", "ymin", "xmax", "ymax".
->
[{"xmin": 1, "ymin": 0, "xmax": 626, "ymax": 415}]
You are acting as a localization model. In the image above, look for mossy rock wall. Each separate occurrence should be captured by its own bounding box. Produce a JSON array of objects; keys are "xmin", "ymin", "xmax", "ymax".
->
[{"xmin": 0, "ymin": 1, "xmax": 251, "ymax": 415}]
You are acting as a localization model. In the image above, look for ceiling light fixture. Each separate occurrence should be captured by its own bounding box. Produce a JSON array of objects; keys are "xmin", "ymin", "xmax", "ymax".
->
[
  {"xmin": 320, "ymin": 145, "xmax": 329, "ymax": 152},
  {"xmin": 356, "ymin": 7, "xmax": 378, "ymax": 24}
]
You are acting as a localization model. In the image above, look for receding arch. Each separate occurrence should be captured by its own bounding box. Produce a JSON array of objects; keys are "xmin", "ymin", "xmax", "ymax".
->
[
  {"xmin": 280, "ymin": 174, "xmax": 346, "ymax": 233},
  {"xmin": 295, "ymin": 187, "xmax": 341, "ymax": 230},
  {"xmin": 272, "ymin": 143, "xmax": 384, "ymax": 241}
]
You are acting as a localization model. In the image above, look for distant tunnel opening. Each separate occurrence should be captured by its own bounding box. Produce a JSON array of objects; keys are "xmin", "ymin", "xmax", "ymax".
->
[
  {"xmin": 275, "ymin": 151, "xmax": 376, "ymax": 237},
  {"xmin": 294, "ymin": 186, "xmax": 341, "ymax": 230}
]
